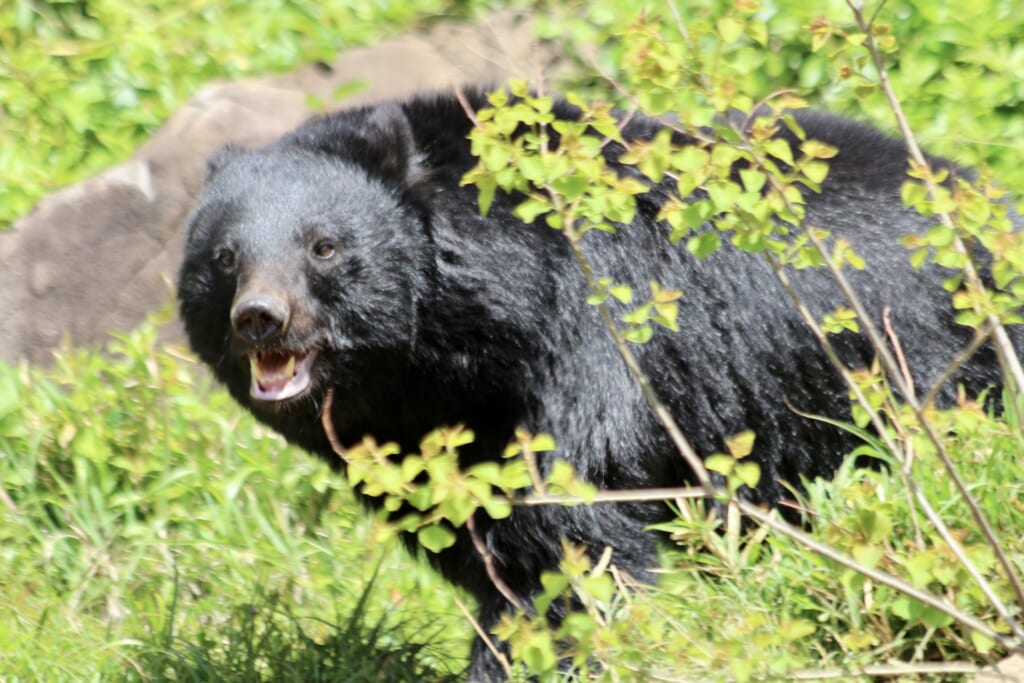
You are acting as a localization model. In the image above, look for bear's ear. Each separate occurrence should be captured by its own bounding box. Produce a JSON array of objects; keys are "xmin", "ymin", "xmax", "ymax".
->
[
  {"xmin": 289, "ymin": 104, "xmax": 428, "ymax": 193},
  {"xmin": 360, "ymin": 103, "xmax": 422, "ymax": 186},
  {"xmin": 205, "ymin": 144, "xmax": 248, "ymax": 182}
]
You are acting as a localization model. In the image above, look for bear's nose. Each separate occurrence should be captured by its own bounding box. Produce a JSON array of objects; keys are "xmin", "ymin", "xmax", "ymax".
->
[{"xmin": 231, "ymin": 296, "xmax": 290, "ymax": 342}]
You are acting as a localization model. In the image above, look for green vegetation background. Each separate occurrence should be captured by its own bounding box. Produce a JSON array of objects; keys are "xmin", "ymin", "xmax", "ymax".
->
[{"xmin": 3, "ymin": 0, "xmax": 1024, "ymax": 680}]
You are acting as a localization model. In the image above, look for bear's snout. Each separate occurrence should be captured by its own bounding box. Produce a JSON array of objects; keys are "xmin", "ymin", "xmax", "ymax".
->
[{"xmin": 231, "ymin": 294, "xmax": 290, "ymax": 343}]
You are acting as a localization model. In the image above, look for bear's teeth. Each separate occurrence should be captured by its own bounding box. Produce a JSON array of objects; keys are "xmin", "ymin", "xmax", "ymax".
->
[
  {"xmin": 250, "ymin": 355, "xmax": 263, "ymax": 380},
  {"xmin": 251, "ymin": 352, "xmax": 298, "ymax": 380},
  {"xmin": 248, "ymin": 350, "xmax": 318, "ymax": 402}
]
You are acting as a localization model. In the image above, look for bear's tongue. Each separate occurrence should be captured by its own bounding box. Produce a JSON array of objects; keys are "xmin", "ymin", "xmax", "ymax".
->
[{"xmin": 249, "ymin": 350, "xmax": 317, "ymax": 401}]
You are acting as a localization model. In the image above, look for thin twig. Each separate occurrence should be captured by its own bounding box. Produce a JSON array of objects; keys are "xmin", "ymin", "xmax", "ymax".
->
[
  {"xmin": 922, "ymin": 323, "xmax": 994, "ymax": 408},
  {"xmin": 847, "ymin": 0, "xmax": 1024, "ymax": 620},
  {"xmin": 454, "ymin": 595, "xmax": 514, "ymax": 680},
  {"xmin": 518, "ymin": 486, "xmax": 706, "ymax": 507},
  {"xmin": 319, "ymin": 388, "xmax": 349, "ymax": 464},
  {"xmin": 453, "ymin": 86, "xmax": 480, "ymax": 127},
  {"xmin": 883, "ymin": 307, "xmax": 915, "ymax": 399},
  {"xmin": 789, "ymin": 660, "xmax": 1003, "ymax": 681},
  {"xmin": 882, "ymin": 308, "xmax": 925, "ymax": 547},
  {"xmin": 466, "ymin": 513, "xmax": 531, "ymax": 614}
]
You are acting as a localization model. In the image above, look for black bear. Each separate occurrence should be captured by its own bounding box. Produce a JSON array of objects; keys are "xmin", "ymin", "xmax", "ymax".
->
[{"xmin": 177, "ymin": 91, "xmax": 1015, "ymax": 680}]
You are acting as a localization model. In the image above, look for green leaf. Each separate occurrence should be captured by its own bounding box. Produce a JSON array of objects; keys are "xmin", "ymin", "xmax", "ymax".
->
[
  {"xmin": 778, "ymin": 618, "xmax": 816, "ymax": 641},
  {"xmin": 739, "ymin": 168, "xmax": 766, "ymax": 193},
  {"xmin": 717, "ymin": 16, "xmax": 744, "ymax": 44},
  {"xmin": 529, "ymin": 433, "xmax": 557, "ymax": 451},
  {"xmin": 518, "ymin": 155, "xmax": 546, "ymax": 183},
  {"xmin": 653, "ymin": 302, "xmax": 679, "ymax": 331},
  {"xmin": 800, "ymin": 139, "xmax": 838, "ymax": 159},
  {"xmin": 332, "ymin": 79, "xmax": 369, "ymax": 102},
  {"xmin": 508, "ymin": 78, "xmax": 529, "ymax": 98},
  {"xmin": 726, "ymin": 430, "xmax": 756, "ymax": 458},
  {"xmin": 971, "ymin": 630, "xmax": 996, "ymax": 654},
  {"xmin": 802, "ymin": 160, "xmax": 830, "ymax": 184},
  {"xmin": 748, "ymin": 19, "xmax": 768, "ymax": 46},
  {"xmin": 707, "ymin": 180, "xmax": 741, "ymax": 210},
  {"xmin": 622, "ymin": 304, "xmax": 651, "ymax": 326},
  {"xmin": 673, "ymin": 145, "xmax": 710, "ymax": 174},
  {"xmin": 540, "ymin": 570, "xmax": 572, "ymax": 597},
  {"xmin": 920, "ymin": 606, "xmax": 954, "ymax": 629},
  {"xmin": 925, "ymin": 224, "xmax": 955, "ymax": 248},
  {"xmin": 476, "ymin": 178, "xmax": 497, "ymax": 216},
  {"xmin": 851, "ymin": 544, "xmax": 884, "ymax": 570},
  {"xmin": 609, "ymin": 285, "xmax": 634, "ymax": 304},
  {"xmin": 481, "ymin": 495, "xmax": 512, "ymax": 520},
  {"xmin": 513, "ymin": 197, "xmax": 551, "ymax": 224},
  {"xmin": 406, "ymin": 486, "xmax": 433, "ymax": 511},
  {"xmin": 705, "ymin": 454, "xmax": 735, "ymax": 476},
  {"xmin": 468, "ymin": 461, "xmax": 502, "ymax": 485},
  {"xmin": 763, "ymin": 138, "xmax": 795, "ymax": 167},
  {"xmin": 522, "ymin": 632, "xmax": 557, "ymax": 673},
  {"xmin": 901, "ymin": 180, "xmax": 928, "ymax": 210},
  {"xmin": 839, "ymin": 630, "xmax": 877, "ymax": 651},
  {"xmin": 734, "ymin": 461, "xmax": 761, "ymax": 488},
  {"xmin": 417, "ymin": 524, "xmax": 457, "ymax": 553},
  {"xmin": 891, "ymin": 596, "xmax": 921, "ymax": 621},
  {"xmin": 624, "ymin": 325, "xmax": 653, "ymax": 344},
  {"xmin": 552, "ymin": 173, "xmax": 589, "ymax": 200},
  {"xmin": 401, "ymin": 455, "xmax": 424, "ymax": 481},
  {"xmin": 441, "ymin": 494, "xmax": 478, "ymax": 527},
  {"xmin": 904, "ymin": 552, "xmax": 936, "ymax": 588},
  {"xmin": 581, "ymin": 573, "xmax": 614, "ymax": 603}
]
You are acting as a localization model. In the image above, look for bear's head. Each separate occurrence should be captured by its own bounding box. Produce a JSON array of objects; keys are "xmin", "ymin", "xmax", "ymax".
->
[{"xmin": 177, "ymin": 104, "xmax": 436, "ymax": 417}]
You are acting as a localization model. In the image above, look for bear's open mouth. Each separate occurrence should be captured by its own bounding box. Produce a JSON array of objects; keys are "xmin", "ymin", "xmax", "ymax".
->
[{"xmin": 248, "ymin": 349, "xmax": 318, "ymax": 402}]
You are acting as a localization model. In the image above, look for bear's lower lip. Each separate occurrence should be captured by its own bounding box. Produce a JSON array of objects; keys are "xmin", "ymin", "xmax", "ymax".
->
[{"xmin": 248, "ymin": 349, "xmax": 318, "ymax": 402}]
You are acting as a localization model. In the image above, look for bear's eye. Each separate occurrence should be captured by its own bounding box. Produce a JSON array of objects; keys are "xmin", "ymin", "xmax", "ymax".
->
[
  {"xmin": 312, "ymin": 239, "xmax": 336, "ymax": 260},
  {"xmin": 214, "ymin": 247, "xmax": 236, "ymax": 270}
]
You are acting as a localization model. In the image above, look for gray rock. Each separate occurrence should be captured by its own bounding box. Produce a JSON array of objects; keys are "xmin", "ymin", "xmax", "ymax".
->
[{"xmin": 1, "ymin": 11, "xmax": 554, "ymax": 363}]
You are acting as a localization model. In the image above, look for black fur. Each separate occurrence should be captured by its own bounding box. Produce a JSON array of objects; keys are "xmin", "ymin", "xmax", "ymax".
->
[{"xmin": 177, "ymin": 92, "xmax": 1016, "ymax": 681}]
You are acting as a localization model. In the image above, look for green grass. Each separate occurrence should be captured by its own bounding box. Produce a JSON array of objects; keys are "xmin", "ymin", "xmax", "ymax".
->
[
  {"xmin": 0, "ymin": 309, "xmax": 470, "ymax": 680},
  {"xmin": 2, "ymin": 312, "xmax": 1022, "ymax": 681}
]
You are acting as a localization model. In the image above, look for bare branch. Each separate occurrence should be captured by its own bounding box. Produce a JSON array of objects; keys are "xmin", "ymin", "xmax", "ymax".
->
[
  {"xmin": 319, "ymin": 387, "xmax": 349, "ymax": 464},
  {"xmin": 518, "ymin": 486, "xmax": 706, "ymax": 507},
  {"xmin": 789, "ymin": 660, "xmax": 1000, "ymax": 681},
  {"xmin": 466, "ymin": 513, "xmax": 531, "ymax": 615},
  {"xmin": 922, "ymin": 323, "xmax": 994, "ymax": 408},
  {"xmin": 454, "ymin": 595, "xmax": 514, "ymax": 680}
]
